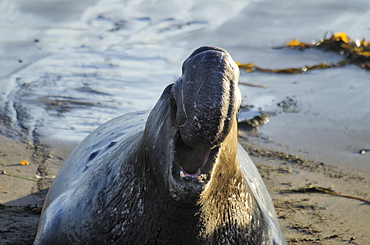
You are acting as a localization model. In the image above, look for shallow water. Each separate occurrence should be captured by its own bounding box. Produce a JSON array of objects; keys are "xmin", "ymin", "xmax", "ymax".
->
[
  {"xmin": 1, "ymin": 0, "xmax": 369, "ymax": 171},
  {"xmin": 0, "ymin": 0, "xmax": 251, "ymax": 141}
]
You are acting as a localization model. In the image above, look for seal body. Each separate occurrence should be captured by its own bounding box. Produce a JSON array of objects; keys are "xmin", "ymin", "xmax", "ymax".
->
[{"xmin": 34, "ymin": 46, "xmax": 286, "ymax": 244}]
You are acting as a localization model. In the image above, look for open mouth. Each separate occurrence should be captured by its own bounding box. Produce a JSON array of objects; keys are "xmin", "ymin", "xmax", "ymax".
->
[{"xmin": 172, "ymin": 131, "xmax": 220, "ymax": 186}]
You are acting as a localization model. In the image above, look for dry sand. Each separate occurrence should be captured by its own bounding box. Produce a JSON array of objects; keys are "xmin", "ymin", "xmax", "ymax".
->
[
  {"xmin": 0, "ymin": 135, "xmax": 75, "ymax": 244},
  {"xmin": 0, "ymin": 129, "xmax": 369, "ymax": 244},
  {"xmin": 239, "ymin": 129, "xmax": 370, "ymax": 244}
]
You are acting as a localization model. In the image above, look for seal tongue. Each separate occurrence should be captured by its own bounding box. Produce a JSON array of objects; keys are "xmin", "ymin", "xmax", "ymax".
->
[{"xmin": 180, "ymin": 167, "xmax": 201, "ymax": 177}]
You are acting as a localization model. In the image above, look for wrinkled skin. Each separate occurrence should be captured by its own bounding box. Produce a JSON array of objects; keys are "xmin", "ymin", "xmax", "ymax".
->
[
  {"xmin": 173, "ymin": 46, "xmax": 240, "ymax": 149},
  {"xmin": 34, "ymin": 46, "xmax": 286, "ymax": 245}
]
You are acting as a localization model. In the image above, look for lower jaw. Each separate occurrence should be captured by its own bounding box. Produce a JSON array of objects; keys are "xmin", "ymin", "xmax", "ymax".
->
[
  {"xmin": 179, "ymin": 170, "xmax": 210, "ymax": 184},
  {"xmin": 169, "ymin": 178, "xmax": 205, "ymax": 204}
]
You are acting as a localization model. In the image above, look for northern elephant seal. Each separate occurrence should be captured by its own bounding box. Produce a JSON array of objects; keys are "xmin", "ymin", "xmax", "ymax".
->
[{"xmin": 34, "ymin": 46, "xmax": 286, "ymax": 244}]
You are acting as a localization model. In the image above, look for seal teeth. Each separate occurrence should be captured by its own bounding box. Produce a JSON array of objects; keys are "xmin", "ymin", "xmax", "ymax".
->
[
  {"xmin": 180, "ymin": 170, "xmax": 186, "ymax": 178},
  {"xmin": 197, "ymin": 174, "xmax": 210, "ymax": 184},
  {"xmin": 197, "ymin": 174, "xmax": 206, "ymax": 181}
]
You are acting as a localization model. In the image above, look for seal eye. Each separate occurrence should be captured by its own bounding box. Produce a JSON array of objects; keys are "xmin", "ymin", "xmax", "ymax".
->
[{"xmin": 170, "ymin": 96, "xmax": 177, "ymax": 115}]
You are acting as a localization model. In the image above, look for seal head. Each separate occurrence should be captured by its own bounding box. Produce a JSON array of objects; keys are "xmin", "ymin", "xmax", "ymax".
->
[{"xmin": 144, "ymin": 46, "xmax": 241, "ymax": 204}]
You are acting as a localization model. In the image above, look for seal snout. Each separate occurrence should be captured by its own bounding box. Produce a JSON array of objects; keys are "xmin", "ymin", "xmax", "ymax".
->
[
  {"xmin": 171, "ymin": 46, "xmax": 241, "ymax": 149},
  {"xmin": 170, "ymin": 46, "xmax": 241, "ymax": 185}
]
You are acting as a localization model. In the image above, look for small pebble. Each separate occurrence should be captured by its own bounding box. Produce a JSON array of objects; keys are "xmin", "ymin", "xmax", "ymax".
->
[{"xmin": 20, "ymin": 160, "xmax": 29, "ymax": 166}]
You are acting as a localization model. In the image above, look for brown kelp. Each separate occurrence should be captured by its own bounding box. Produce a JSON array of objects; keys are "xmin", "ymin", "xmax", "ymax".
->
[{"xmin": 237, "ymin": 32, "xmax": 370, "ymax": 74}]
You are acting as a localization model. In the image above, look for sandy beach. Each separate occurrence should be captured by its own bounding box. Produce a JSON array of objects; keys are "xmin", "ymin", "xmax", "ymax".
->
[
  {"xmin": 0, "ymin": 135, "xmax": 75, "ymax": 244},
  {"xmin": 1, "ymin": 0, "xmax": 369, "ymax": 244},
  {"xmin": 1, "ymin": 126, "xmax": 369, "ymax": 244}
]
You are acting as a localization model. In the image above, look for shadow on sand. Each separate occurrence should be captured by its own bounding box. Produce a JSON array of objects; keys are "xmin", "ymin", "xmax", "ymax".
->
[{"xmin": 1, "ymin": 189, "xmax": 48, "ymax": 245}]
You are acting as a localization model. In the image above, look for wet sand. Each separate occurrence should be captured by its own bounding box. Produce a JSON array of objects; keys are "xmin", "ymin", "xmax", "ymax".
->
[{"xmin": 1, "ymin": 127, "xmax": 369, "ymax": 245}]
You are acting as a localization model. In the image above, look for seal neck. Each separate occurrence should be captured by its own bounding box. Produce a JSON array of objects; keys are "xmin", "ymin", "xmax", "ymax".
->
[{"xmin": 197, "ymin": 121, "xmax": 265, "ymax": 243}]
